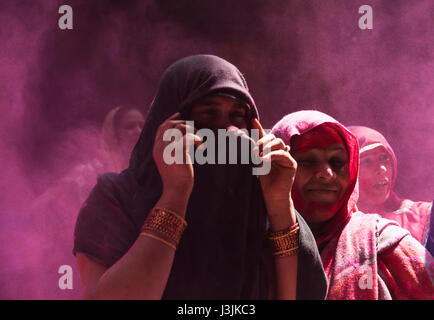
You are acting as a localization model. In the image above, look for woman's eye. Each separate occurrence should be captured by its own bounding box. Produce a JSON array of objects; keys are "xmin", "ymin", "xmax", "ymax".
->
[
  {"xmin": 329, "ymin": 157, "xmax": 346, "ymax": 168},
  {"xmin": 123, "ymin": 123, "xmax": 136, "ymax": 130},
  {"xmin": 298, "ymin": 159, "xmax": 316, "ymax": 166},
  {"xmin": 200, "ymin": 110, "xmax": 217, "ymax": 117},
  {"xmin": 330, "ymin": 161, "xmax": 344, "ymax": 168},
  {"xmin": 379, "ymin": 155, "xmax": 390, "ymax": 162},
  {"xmin": 360, "ymin": 158, "xmax": 372, "ymax": 167},
  {"xmin": 230, "ymin": 112, "xmax": 246, "ymax": 120}
]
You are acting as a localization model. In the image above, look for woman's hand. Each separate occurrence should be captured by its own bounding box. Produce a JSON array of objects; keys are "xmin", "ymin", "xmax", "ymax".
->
[
  {"xmin": 252, "ymin": 118, "xmax": 297, "ymax": 230},
  {"xmin": 152, "ymin": 112, "xmax": 202, "ymax": 215}
]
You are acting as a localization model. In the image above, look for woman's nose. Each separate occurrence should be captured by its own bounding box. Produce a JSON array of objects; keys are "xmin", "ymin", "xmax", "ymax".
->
[
  {"xmin": 226, "ymin": 125, "xmax": 243, "ymax": 133},
  {"xmin": 375, "ymin": 164, "xmax": 387, "ymax": 175},
  {"xmin": 215, "ymin": 117, "xmax": 233, "ymax": 130},
  {"xmin": 316, "ymin": 164, "xmax": 335, "ymax": 181}
]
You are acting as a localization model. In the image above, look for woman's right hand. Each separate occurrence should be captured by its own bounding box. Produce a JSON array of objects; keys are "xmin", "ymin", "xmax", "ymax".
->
[
  {"xmin": 251, "ymin": 118, "xmax": 297, "ymax": 230},
  {"xmin": 152, "ymin": 113, "xmax": 202, "ymax": 214}
]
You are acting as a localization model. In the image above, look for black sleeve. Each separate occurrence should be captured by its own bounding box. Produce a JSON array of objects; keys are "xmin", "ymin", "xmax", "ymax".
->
[
  {"xmin": 296, "ymin": 212, "xmax": 329, "ymax": 300},
  {"xmin": 73, "ymin": 178, "xmax": 139, "ymax": 268},
  {"xmin": 424, "ymin": 200, "xmax": 434, "ymax": 256}
]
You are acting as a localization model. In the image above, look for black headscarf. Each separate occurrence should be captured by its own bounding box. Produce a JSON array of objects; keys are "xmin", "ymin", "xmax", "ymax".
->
[
  {"xmin": 73, "ymin": 55, "xmax": 327, "ymax": 299},
  {"xmin": 129, "ymin": 54, "xmax": 259, "ymax": 184}
]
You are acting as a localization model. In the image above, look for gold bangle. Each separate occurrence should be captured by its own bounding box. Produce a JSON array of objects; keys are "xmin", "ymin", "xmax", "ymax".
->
[
  {"xmin": 141, "ymin": 207, "xmax": 188, "ymax": 247},
  {"xmin": 155, "ymin": 207, "xmax": 187, "ymax": 224},
  {"xmin": 140, "ymin": 232, "xmax": 177, "ymax": 250},
  {"xmin": 272, "ymin": 247, "xmax": 299, "ymax": 257},
  {"xmin": 268, "ymin": 224, "xmax": 299, "ymax": 257},
  {"xmin": 268, "ymin": 223, "xmax": 299, "ymax": 238}
]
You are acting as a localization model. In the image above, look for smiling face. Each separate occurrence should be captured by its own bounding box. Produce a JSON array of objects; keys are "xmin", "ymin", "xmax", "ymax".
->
[
  {"xmin": 293, "ymin": 144, "xmax": 350, "ymax": 224},
  {"xmin": 358, "ymin": 146, "xmax": 394, "ymax": 209},
  {"xmin": 189, "ymin": 96, "xmax": 249, "ymax": 130}
]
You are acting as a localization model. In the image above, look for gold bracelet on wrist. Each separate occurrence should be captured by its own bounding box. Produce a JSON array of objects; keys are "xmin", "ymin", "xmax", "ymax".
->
[
  {"xmin": 268, "ymin": 223, "xmax": 299, "ymax": 257},
  {"xmin": 140, "ymin": 232, "xmax": 177, "ymax": 250},
  {"xmin": 140, "ymin": 207, "xmax": 187, "ymax": 249}
]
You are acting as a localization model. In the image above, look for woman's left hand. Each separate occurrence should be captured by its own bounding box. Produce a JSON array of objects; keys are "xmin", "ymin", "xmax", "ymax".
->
[{"xmin": 252, "ymin": 118, "xmax": 297, "ymax": 230}]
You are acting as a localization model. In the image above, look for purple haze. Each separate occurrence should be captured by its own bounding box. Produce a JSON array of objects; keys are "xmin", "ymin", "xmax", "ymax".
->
[{"xmin": 0, "ymin": 0, "xmax": 433, "ymax": 298}]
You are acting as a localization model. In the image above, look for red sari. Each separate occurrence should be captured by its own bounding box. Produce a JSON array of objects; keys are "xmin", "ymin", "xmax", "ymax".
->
[{"xmin": 272, "ymin": 110, "xmax": 434, "ymax": 299}]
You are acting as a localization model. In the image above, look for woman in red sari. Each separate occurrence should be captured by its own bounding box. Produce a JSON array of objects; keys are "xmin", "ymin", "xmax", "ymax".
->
[
  {"xmin": 348, "ymin": 125, "xmax": 432, "ymax": 245},
  {"xmin": 271, "ymin": 110, "xmax": 433, "ymax": 299}
]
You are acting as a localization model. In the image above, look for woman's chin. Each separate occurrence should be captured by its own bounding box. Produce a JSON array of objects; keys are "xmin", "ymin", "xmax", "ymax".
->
[
  {"xmin": 301, "ymin": 207, "xmax": 336, "ymax": 226},
  {"xmin": 306, "ymin": 192, "xmax": 340, "ymax": 205}
]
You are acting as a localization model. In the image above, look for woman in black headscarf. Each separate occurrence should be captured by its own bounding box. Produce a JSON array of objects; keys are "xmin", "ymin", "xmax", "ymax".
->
[{"xmin": 73, "ymin": 55, "xmax": 327, "ymax": 299}]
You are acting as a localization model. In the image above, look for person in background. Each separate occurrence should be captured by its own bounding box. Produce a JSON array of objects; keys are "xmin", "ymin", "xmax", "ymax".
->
[
  {"xmin": 67, "ymin": 106, "xmax": 145, "ymax": 203},
  {"xmin": 27, "ymin": 106, "xmax": 145, "ymax": 299},
  {"xmin": 272, "ymin": 110, "xmax": 433, "ymax": 299},
  {"xmin": 348, "ymin": 125, "xmax": 432, "ymax": 246},
  {"xmin": 100, "ymin": 106, "xmax": 145, "ymax": 174}
]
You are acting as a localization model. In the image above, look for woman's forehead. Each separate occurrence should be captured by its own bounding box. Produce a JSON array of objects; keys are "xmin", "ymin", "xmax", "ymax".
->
[
  {"xmin": 119, "ymin": 110, "xmax": 144, "ymax": 123},
  {"xmin": 193, "ymin": 96, "xmax": 248, "ymax": 110},
  {"xmin": 291, "ymin": 124, "xmax": 347, "ymax": 154},
  {"xmin": 360, "ymin": 145, "xmax": 388, "ymax": 158},
  {"xmin": 294, "ymin": 144, "xmax": 347, "ymax": 156}
]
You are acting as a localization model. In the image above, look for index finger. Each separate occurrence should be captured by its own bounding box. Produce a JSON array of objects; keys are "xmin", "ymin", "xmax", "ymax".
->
[
  {"xmin": 159, "ymin": 112, "xmax": 182, "ymax": 129},
  {"xmin": 155, "ymin": 112, "xmax": 182, "ymax": 139},
  {"xmin": 251, "ymin": 118, "xmax": 266, "ymax": 139},
  {"xmin": 166, "ymin": 112, "xmax": 182, "ymax": 121}
]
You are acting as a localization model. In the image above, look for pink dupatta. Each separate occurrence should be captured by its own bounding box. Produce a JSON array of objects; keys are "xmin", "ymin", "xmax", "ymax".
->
[
  {"xmin": 349, "ymin": 125, "xmax": 432, "ymax": 244},
  {"xmin": 272, "ymin": 111, "xmax": 434, "ymax": 299}
]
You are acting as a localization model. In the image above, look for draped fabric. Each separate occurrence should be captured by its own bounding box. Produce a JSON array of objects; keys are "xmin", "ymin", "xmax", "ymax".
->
[{"xmin": 425, "ymin": 203, "xmax": 434, "ymax": 256}]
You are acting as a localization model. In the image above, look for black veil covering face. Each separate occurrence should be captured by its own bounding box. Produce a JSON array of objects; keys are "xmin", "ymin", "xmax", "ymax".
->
[
  {"xmin": 129, "ymin": 54, "xmax": 258, "ymax": 184},
  {"xmin": 74, "ymin": 55, "xmax": 327, "ymax": 299},
  {"xmin": 131, "ymin": 55, "xmax": 266, "ymax": 299}
]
